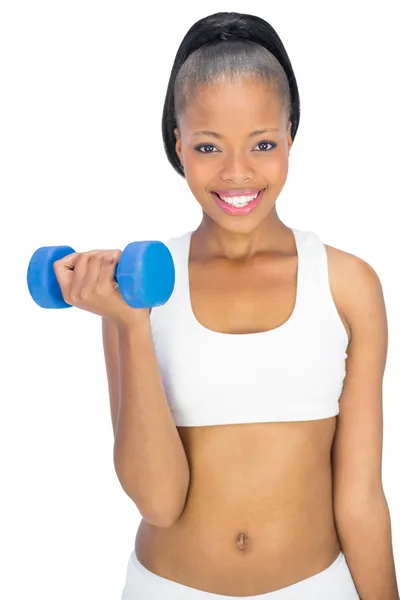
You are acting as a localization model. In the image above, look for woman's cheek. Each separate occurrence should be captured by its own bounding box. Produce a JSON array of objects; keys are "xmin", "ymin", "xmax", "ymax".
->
[{"xmin": 188, "ymin": 156, "xmax": 212, "ymax": 177}]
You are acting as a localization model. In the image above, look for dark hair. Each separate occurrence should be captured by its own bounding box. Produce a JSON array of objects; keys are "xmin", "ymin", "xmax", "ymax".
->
[{"xmin": 161, "ymin": 11, "xmax": 300, "ymax": 178}]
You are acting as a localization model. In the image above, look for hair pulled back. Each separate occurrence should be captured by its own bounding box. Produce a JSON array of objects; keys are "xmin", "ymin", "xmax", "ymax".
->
[{"xmin": 161, "ymin": 11, "xmax": 300, "ymax": 178}]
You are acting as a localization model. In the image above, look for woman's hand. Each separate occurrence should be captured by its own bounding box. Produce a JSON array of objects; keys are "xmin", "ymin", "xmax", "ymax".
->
[{"xmin": 53, "ymin": 249, "xmax": 150, "ymax": 327}]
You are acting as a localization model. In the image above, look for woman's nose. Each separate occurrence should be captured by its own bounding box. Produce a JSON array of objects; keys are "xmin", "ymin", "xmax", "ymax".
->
[{"xmin": 219, "ymin": 153, "xmax": 254, "ymax": 182}]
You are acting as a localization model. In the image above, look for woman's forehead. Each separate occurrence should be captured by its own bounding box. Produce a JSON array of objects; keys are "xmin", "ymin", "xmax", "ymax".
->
[{"xmin": 180, "ymin": 85, "xmax": 284, "ymax": 132}]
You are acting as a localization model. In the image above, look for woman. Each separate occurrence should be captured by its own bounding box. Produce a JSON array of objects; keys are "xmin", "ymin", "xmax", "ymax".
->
[{"xmin": 99, "ymin": 11, "xmax": 398, "ymax": 600}]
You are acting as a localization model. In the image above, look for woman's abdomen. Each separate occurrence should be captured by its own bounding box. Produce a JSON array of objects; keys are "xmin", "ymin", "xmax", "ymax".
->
[{"xmin": 134, "ymin": 419, "xmax": 341, "ymax": 595}]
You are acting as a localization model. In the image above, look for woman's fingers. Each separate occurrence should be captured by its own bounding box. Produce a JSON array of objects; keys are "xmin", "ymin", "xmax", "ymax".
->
[
  {"xmin": 53, "ymin": 249, "xmax": 121, "ymax": 307},
  {"xmin": 52, "ymin": 252, "xmax": 82, "ymax": 302},
  {"xmin": 97, "ymin": 250, "xmax": 122, "ymax": 294}
]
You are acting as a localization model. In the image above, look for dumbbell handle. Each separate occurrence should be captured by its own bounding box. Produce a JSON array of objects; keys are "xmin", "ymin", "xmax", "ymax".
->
[{"xmin": 27, "ymin": 241, "xmax": 175, "ymax": 309}]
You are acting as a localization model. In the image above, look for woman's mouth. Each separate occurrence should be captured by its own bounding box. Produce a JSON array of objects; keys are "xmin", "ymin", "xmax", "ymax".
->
[{"xmin": 211, "ymin": 188, "xmax": 266, "ymax": 216}]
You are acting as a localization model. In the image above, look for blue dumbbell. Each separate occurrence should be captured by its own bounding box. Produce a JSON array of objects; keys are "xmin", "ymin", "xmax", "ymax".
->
[{"xmin": 27, "ymin": 241, "xmax": 175, "ymax": 309}]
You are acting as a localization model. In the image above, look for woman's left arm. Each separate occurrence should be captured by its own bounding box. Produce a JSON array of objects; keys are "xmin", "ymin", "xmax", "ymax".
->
[{"xmin": 330, "ymin": 251, "xmax": 399, "ymax": 600}]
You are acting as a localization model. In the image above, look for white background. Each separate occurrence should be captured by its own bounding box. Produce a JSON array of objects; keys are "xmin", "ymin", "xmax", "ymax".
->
[{"xmin": 1, "ymin": 1, "xmax": 399, "ymax": 598}]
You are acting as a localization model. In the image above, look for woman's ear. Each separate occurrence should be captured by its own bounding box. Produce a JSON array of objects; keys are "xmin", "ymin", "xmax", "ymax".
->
[
  {"xmin": 174, "ymin": 127, "xmax": 183, "ymax": 166},
  {"xmin": 287, "ymin": 121, "xmax": 293, "ymax": 151}
]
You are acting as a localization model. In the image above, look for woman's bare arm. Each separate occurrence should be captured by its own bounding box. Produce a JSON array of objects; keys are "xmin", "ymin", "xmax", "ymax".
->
[
  {"xmin": 102, "ymin": 316, "xmax": 120, "ymax": 438},
  {"xmin": 102, "ymin": 316, "xmax": 190, "ymax": 527}
]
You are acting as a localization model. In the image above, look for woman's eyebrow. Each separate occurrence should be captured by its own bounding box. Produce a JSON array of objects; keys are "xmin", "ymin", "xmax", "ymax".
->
[{"xmin": 193, "ymin": 128, "xmax": 280, "ymax": 139}]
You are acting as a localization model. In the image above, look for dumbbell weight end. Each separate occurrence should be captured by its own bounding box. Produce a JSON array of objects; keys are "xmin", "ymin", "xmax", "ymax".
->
[{"xmin": 27, "ymin": 246, "xmax": 76, "ymax": 309}]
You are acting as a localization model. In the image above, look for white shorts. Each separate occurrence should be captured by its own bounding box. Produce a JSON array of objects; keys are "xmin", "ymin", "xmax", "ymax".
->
[{"xmin": 121, "ymin": 549, "xmax": 359, "ymax": 599}]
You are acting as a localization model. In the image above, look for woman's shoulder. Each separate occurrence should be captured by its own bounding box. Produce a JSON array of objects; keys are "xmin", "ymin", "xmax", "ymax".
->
[{"xmin": 324, "ymin": 242, "xmax": 384, "ymax": 345}]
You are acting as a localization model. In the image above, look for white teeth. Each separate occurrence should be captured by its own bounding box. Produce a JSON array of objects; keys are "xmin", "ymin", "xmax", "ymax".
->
[{"xmin": 219, "ymin": 192, "xmax": 258, "ymax": 206}]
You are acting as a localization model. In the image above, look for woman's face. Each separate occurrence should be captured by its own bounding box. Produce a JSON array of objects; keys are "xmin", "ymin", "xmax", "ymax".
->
[{"xmin": 174, "ymin": 77, "xmax": 293, "ymax": 233}]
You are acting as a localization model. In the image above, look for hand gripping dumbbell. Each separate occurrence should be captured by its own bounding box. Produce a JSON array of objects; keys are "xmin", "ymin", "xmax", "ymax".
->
[{"xmin": 27, "ymin": 241, "xmax": 175, "ymax": 309}]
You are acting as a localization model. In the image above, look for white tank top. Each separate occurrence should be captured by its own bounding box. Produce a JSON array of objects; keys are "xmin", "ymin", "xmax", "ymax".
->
[{"xmin": 150, "ymin": 227, "xmax": 349, "ymax": 426}]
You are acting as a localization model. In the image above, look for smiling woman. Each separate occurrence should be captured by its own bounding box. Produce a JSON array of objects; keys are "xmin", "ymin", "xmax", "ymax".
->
[
  {"xmin": 110, "ymin": 9, "xmax": 399, "ymax": 600},
  {"xmin": 166, "ymin": 28, "xmax": 296, "ymax": 235}
]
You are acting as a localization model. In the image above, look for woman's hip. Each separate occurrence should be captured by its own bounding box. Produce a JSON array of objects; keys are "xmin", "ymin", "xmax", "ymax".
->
[{"xmin": 121, "ymin": 548, "xmax": 359, "ymax": 599}]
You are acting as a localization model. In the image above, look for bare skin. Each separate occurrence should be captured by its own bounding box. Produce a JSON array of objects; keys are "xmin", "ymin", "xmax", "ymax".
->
[
  {"xmin": 135, "ymin": 77, "xmax": 352, "ymax": 595},
  {"xmin": 134, "ymin": 237, "xmax": 352, "ymax": 595}
]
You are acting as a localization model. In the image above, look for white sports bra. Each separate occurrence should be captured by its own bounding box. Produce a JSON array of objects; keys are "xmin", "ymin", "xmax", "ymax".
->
[{"xmin": 150, "ymin": 227, "xmax": 349, "ymax": 426}]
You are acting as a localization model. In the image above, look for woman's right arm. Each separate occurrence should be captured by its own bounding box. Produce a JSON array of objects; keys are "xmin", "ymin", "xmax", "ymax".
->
[{"xmin": 102, "ymin": 316, "xmax": 190, "ymax": 528}]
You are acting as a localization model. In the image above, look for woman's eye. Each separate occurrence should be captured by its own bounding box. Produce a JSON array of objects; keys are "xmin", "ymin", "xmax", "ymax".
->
[
  {"xmin": 194, "ymin": 140, "xmax": 276, "ymax": 153},
  {"xmin": 256, "ymin": 141, "xmax": 275, "ymax": 152},
  {"xmin": 195, "ymin": 144, "xmax": 217, "ymax": 154}
]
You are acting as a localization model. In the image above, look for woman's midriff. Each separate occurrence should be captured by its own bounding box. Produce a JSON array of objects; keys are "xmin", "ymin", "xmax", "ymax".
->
[{"xmin": 134, "ymin": 417, "xmax": 342, "ymax": 596}]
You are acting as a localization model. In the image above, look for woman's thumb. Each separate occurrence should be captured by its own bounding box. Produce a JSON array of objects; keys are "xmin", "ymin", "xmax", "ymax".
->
[{"xmin": 53, "ymin": 251, "xmax": 81, "ymax": 286}]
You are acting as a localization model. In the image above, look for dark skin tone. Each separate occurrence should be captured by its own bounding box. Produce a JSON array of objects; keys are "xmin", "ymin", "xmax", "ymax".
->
[
  {"xmin": 174, "ymin": 76, "xmax": 294, "ymax": 261},
  {"xmin": 132, "ymin": 75, "xmax": 397, "ymax": 598}
]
